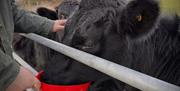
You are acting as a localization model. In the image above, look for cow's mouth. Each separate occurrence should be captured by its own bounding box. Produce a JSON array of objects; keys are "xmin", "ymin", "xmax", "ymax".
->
[
  {"xmin": 74, "ymin": 44, "xmax": 94, "ymax": 50},
  {"xmin": 82, "ymin": 45, "xmax": 94, "ymax": 50},
  {"xmin": 74, "ymin": 43, "xmax": 100, "ymax": 54}
]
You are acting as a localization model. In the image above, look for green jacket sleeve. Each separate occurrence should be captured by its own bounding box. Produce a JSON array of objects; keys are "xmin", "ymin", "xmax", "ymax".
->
[
  {"xmin": 0, "ymin": 49, "xmax": 20, "ymax": 90},
  {"xmin": 12, "ymin": 0, "xmax": 54, "ymax": 35}
]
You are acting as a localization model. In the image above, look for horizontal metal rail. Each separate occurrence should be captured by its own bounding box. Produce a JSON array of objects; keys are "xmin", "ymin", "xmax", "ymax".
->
[
  {"xmin": 13, "ymin": 52, "xmax": 38, "ymax": 91},
  {"xmin": 13, "ymin": 52, "xmax": 38, "ymax": 75},
  {"xmin": 20, "ymin": 33, "xmax": 180, "ymax": 91}
]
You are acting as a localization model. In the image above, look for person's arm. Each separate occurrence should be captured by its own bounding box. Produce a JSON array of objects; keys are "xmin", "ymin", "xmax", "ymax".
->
[
  {"xmin": 12, "ymin": 0, "xmax": 54, "ymax": 35},
  {"xmin": 0, "ymin": 49, "xmax": 19, "ymax": 90}
]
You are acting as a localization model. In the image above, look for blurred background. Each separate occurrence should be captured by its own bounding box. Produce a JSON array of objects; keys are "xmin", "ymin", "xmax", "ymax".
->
[
  {"xmin": 17, "ymin": 0, "xmax": 180, "ymax": 15},
  {"xmin": 17, "ymin": 0, "xmax": 63, "ymax": 11},
  {"xmin": 161, "ymin": 0, "xmax": 180, "ymax": 15}
]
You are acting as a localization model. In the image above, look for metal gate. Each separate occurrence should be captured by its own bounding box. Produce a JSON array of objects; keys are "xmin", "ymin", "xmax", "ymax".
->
[{"xmin": 14, "ymin": 33, "xmax": 180, "ymax": 91}]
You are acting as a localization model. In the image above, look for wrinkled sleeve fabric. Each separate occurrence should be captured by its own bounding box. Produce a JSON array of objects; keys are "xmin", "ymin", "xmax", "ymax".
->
[
  {"xmin": 0, "ymin": 49, "xmax": 20, "ymax": 90},
  {"xmin": 12, "ymin": 0, "xmax": 54, "ymax": 35}
]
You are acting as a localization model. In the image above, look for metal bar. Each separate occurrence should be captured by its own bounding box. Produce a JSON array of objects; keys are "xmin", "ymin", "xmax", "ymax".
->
[
  {"xmin": 13, "ymin": 52, "xmax": 38, "ymax": 75},
  {"xmin": 21, "ymin": 33, "xmax": 180, "ymax": 91},
  {"xmin": 13, "ymin": 52, "xmax": 38, "ymax": 91}
]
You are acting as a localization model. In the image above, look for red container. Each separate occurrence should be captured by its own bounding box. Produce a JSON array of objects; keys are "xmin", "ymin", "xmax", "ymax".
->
[{"xmin": 36, "ymin": 71, "xmax": 90, "ymax": 91}]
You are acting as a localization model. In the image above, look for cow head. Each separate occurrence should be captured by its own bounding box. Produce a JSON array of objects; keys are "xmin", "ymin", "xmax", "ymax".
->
[
  {"xmin": 64, "ymin": 0, "xmax": 121, "ymax": 55},
  {"xmin": 41, "ymin": 0, "xmax": 162, "ymax": 87},
  {"xmin": 65, "ymin": 0, "xmax": 159, "ymax": 56}
]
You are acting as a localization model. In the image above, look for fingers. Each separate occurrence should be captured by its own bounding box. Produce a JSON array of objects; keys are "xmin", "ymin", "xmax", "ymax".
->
[
  {"xmin": 33, "ymin": 78, "xmax": 41, "ymax": 91},
  {"xmin": 6, "ymin": 67, "xmax": 41, "ymax": 91},
  {"xmin": 52, "ymin": 19, "xmax": 67, "ymax": 32},
  {"xmin": 58, "ymin": 19, "xmax": 67, "ymax": 25}
]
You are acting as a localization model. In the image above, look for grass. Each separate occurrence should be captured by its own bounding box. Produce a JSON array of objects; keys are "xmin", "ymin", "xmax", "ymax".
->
[
  {"xmin": 17, "ymin": 0, "xmax": 63, "ymax": 11},
  {"xmin": 160, "ymin": 0, "xmax": 180, "ymax": 15}
]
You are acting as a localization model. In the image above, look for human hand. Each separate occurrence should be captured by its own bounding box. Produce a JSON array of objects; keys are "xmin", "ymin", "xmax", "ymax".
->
[
  {"xmin": 52, "ymin": 19, "xmax": 67, "ymax": 32},
  {"xmin": 6, "ymin": 67, "xmax": 41, "ymax": 91}
]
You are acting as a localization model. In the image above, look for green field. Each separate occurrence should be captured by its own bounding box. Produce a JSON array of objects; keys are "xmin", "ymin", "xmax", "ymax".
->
[{"xmin": 160, "ymin": 0, "xmax": 180, "ymax": 15}]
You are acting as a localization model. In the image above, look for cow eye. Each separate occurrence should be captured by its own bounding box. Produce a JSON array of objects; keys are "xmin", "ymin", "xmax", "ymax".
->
[{"xmin": 135, "ymin": 14, "xmax": 143, "ymax": 22}]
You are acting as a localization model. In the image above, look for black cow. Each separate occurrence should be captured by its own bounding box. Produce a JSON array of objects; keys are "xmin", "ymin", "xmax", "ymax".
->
[{"xmin": 41, "ymin": 0, "xmax": 180, "ymax": 91}]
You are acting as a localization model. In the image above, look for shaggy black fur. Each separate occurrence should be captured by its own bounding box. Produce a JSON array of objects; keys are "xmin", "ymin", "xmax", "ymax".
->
[
  {"xmin": 42, "ymin": 0, "xmax": 180, "ymax": 91},
  {"xmin": 56, "ymin": 0, "xmax": 79, "ymax": 19},
  {"xmin": 13, "ymin": 0, "xmax": 180, "ymax": 90}
]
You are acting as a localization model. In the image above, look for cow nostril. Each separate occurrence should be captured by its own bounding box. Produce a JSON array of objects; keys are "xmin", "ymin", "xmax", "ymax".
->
[
  {"xmin": 85, "ymin": 40, "xmax": 93, "ymax": 46},
  {"xmin": 81, "ymin": 40, "xmax": 95, "ymax": 50}
]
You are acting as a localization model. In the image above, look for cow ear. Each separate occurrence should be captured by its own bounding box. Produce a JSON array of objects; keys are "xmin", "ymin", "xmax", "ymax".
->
[
  {"xmin": 37, "ymin": 7, "xmax": 58, "ymax": 20},
  {"xmin": 119, "ymin": 0, "xmax": 160, "ymax": 39}
]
